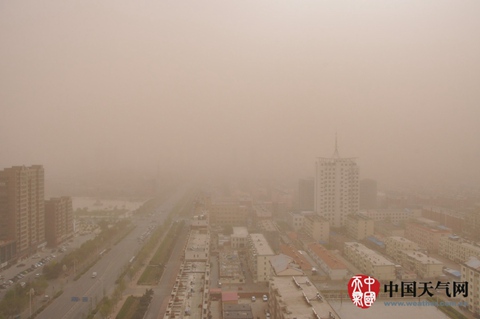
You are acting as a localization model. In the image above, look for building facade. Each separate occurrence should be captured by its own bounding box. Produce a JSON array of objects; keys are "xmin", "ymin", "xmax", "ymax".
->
[
  {"xmin": 400, "ymin": 250, "xmax": 443, "ymax": 278},
  {"xmin": 439, "ymin": 235, "xmax": 480, "ymax": 263},
  {"xmin": 344, "ymin": 242, "xmax": 396, "ymax": 280},
  {"xmin": 246, "ymin": 233, "xmax": 275, "ymax": 283},
  {"xmin": 303, "ymin": 214, "xmax": 329, "ymax": 243},
  {"xmin": 45, "ymin": 197, "xmax": 74, "ymax": 247},
  {"xmin": 345, "ymin": 213, "xmax": 374, "ymax": 240},
  {"xmin": 385, "ymin": 236, "xmax": 419, "ymax": 263},
  {"xmin": 0, "ymin": 165, "xmax": 45, "ymax": 258},
  {"xmin": 314, "ymin": 143, "xmax": 359, "ymax": 228},
  {"xmin": 461, "ymin": 257, "xmax": 480, "ymax": 316}
]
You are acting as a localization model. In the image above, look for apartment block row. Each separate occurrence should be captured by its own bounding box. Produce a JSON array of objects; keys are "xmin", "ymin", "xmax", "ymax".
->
[
  {"xmin": 344, "ymin": 242, "xmax": 396, "ymax": 280},
  {"xmin": 439, "ymin": 235, "xmax": 480, "ymax": 263}
]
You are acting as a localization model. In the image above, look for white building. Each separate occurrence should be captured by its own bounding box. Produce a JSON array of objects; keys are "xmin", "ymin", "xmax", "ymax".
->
[
  {"xmin": 314, "ymin": 140, "xmax": 359, "ymax": 227},
  {"xmin": 246, "ymin": 233, "xmax": 275, "ymax": 283}
]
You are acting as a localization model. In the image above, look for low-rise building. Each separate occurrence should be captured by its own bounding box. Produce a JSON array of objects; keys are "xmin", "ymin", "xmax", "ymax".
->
[
  {"xmin": 279, "ymin": 244, "xmax": 312, "ymax": 272},
  {"xmin": 345, "ymin": 213, "xmax": 374, "ymax": 240},
  {"xmin": 374, "ymin": 220, "xmax": 405, "ymax": 237},
  {"xmin": 405, "ymin": 220, "xmax": 451, "ymax": 253},
  {"xmin": 269, "ymin": 254, "xmax": 304, "ymax": 277},
  {"xmin": 400, "ymin": 250, "xmax": 443, "ymax": 278},
  {"xmin": 385, "ymin": 236, "xmax": 419, "ymax": 263},
  {"xmin": 268, "ymin": 276, "xmax": 341, "ymax": 319},
  {"xmin": 344, "ymin": 242, "xmax": 396, "ymax": 280},
  {"xmin": 439, "ymin": 235, "xmax": 480, "ymax": 263},
  {"xmin": 307, "ymin": 243, "xmax": 348, "ymax": 280},
  {"xmin": 360, "ymin": 208, "xmax": 416, "ymax": 223}
]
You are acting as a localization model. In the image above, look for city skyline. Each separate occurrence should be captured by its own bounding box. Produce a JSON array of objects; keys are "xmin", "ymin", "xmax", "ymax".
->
[{"xmin": 1, "ymin": 1, "xmax": 480, "ymax": 192}]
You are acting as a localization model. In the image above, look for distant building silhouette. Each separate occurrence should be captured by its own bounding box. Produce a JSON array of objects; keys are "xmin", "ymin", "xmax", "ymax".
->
[
  {"xmin": 314, "ymin": 137, "xmax": 359, "ymax": 227},
  {"xmin": 298, "ymin": 178, "xmax": 314, "ymax": 210},
  {"xmin": 360, "ymin": 178, "xmax": 377, "ymax": 209}
]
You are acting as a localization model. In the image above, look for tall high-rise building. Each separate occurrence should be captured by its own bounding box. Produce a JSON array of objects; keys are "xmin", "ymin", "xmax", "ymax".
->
[
  {"xmin": 314, "ymin": 138, "xmax": 359, "ymax": 227},
  {"xmin": 0, "ymin": 165, "xmax": 45, "ymax": 257}
]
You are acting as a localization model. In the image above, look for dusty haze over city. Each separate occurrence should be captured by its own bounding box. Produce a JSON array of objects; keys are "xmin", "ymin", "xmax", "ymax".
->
[{"xmin": 1, "ymin": 0, "xmax": 479, "ymax": 193}]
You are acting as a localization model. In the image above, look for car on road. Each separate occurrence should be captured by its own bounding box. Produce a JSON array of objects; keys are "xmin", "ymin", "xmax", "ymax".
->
[
  {"xmin": 251, "ymin": 296, "xmax": 256, "ymax": 302},
  {"xmin": 263, "ymin": 294, "xmax": 268, "ymax": 302},
  {"xmin": 91, "ymin": 272, "xmax": 97, "ymax": 278}
]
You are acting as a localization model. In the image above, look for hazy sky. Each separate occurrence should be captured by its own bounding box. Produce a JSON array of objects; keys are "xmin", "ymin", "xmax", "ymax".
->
[{"xmin": 1, "ymin": 0, "xmax": 479, "ymax": 190}]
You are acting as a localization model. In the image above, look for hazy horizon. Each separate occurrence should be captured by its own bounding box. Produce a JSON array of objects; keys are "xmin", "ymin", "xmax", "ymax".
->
[{"xmin": 1, "ymin": 0, "xmax": 479, "ymax": 192}]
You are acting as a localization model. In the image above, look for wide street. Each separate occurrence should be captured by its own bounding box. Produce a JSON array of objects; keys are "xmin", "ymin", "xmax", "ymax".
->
[{"xmin": 34, "ymin": 188, "xmax": 186, "ymax": 319}]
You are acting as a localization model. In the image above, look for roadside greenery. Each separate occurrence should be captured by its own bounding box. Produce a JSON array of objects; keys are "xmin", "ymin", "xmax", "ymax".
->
[
  {"xmin": 137, "ymin": 221, "xmax": 185, "ymax": 285},
  {"xmin": 115, "ymin": 289, "xmax": 154, "ymax": 319},
  {"xmin": 0, "ymin": 278, "xmax": 48, "ymax": 319}
]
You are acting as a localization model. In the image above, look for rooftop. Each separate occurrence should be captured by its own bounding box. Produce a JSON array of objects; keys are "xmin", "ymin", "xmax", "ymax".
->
[
  {"xmin": 270, "ymin": 276, "xmax": 341, "ymax": 319},
  {"xmin": 308, "ymin": 243, "xmax": 347, "ymax": 270},
  {"xmin": 249, "ymin": 233, "xmax": 274, "ymax": 256}
]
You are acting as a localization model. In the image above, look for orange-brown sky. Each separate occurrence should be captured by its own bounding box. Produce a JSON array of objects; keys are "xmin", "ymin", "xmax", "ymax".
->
[{"xmin": 1, "ymin": 0, "xmax": 479, "ymax": 190}]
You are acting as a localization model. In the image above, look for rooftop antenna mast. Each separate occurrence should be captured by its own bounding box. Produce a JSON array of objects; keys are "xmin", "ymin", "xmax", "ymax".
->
[{"xmin": 332, "ymin": 132, "xmax": 340, "ymax": 158}]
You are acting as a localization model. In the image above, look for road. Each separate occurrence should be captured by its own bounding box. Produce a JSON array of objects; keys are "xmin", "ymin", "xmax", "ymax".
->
[{"xmin": 35, "ymin": 188, "xmax": 186, "ymax": 319}]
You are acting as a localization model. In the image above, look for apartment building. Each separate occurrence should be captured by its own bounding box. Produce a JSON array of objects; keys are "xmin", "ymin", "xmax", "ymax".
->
[
  {"xmin": 246, "ymin": 233, "xmax": 275, "ymax": 282},
  {"xmin": 405, "ymin": 221, "xmax": 451, "ymax": 253},
  {"xmin": 360, "ymin": 208, "xmax": 417, "ymax": 223},
  {"xmin": 345, "ymin": 213, "xmax": 374, "ymax": 240},
  {"xmin": 344, "ymin": 242, "xmax": 396, "ymax": 280},
  {"xmin": 268, "ymin": 276, "xmax": 341, "ymax": 319},
  {"xmin": 287, "ymin": 212, "xmax": 306, "ymax": 231},
  {"xmin": 400, "ymin": 250, "xmax": 443, "ymax": 278},
  {"xmin": 314, "ymin": 142, "xmax": 359, "ymax": 228},
  {"xmin": 385, "ymin": 236, "xmax": 419, "ymax": 263},
  {"xmin": 0, "ymin": 165, "xmax": 46, "ymax": 258},
  {"xmin": 303, "ymin": 214, "xmax": 329, "ymax": 243},
  {"xmin": 45, "ymin": 197, "xmax": 74, "ymax": 247},
  {"xmin": 461, "ymin": 257, "xmax": 480, "ymax": 316},
  {"xmin": 439, "ymin": 235, "xmax": 480, "ymax": 263}
]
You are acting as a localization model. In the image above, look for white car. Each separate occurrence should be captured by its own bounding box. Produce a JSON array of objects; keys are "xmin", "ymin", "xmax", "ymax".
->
[
  {"xmin": 251, "ymin": 296, "xmax": 256, "ymax": 302},
  {"xmin": 263, "ymin": 294, "xmax": 268, "ymax": 302}
]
